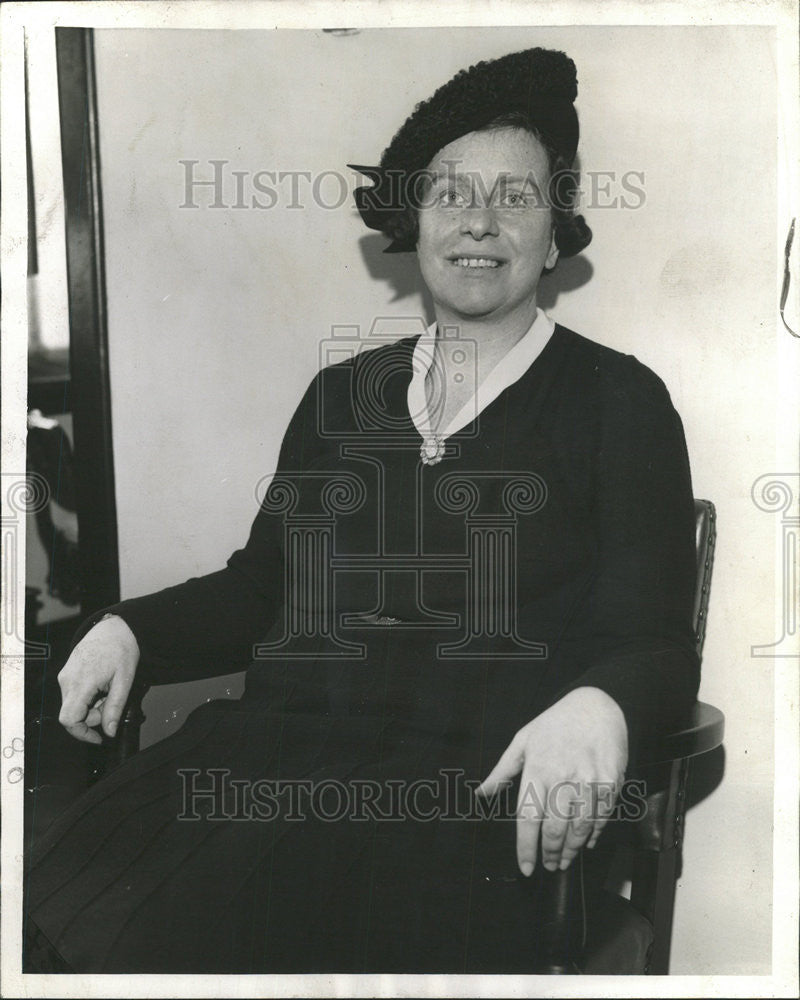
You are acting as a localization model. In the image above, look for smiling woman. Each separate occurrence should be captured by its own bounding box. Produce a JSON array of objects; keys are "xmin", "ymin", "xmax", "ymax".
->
[
  {"xmin": 24, "ymin": 44, "xmax": 700, "ymax": 975},
  {"xmin": 417, "ymin": 130, "xmax": 559, "ymax": 327}
]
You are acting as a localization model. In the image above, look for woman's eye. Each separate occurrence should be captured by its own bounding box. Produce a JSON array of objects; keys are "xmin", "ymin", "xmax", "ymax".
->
[
  {"xmin": 438, "ymin": 189, "xmax": 465, "ymax": 207},
  {"xmin": 500, "ymin": 191, "xmax": 527, "ymax": 207}
]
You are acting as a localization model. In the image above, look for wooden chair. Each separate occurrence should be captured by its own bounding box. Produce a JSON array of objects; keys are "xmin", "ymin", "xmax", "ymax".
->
[
  {"xmin": 112, "ymin": 498, "xmax": 723, "ymax": 975},
  {"xmin": 532, "ymin": 498, "xmax": 724, "ymax": 974}
]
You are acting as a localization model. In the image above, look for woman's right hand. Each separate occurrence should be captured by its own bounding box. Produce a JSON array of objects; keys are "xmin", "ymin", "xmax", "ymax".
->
[{"xmin": 58, "ymin": 615, "xmax": 141, "ymax": 744}]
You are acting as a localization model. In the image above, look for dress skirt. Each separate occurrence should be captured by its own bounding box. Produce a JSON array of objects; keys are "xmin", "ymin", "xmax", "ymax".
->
[{"xmin": 25, "ymin": 664, "xmax": 591, "ymax": 974}]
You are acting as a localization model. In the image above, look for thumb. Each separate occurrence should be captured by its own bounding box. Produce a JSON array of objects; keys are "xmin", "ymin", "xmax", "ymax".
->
[
  {"xmin": 100, "ymin": 668, "xmax": 133, "ymax": 738},
  {"xmin": 477, "ymin": 737, "xmax": 526, "ymax": 797}
]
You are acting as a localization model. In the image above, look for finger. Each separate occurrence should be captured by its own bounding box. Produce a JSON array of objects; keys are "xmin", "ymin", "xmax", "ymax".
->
[
  {"xmin": 516, "ymin": 772, "xmax": 546, "ymax": 876},
  {"xmin": 59, "ymin": 685, "xmax": 97, "ymax": 733},
  {"xmin": 540, "ymin": 812, "xmax": 570, "ymax": 871},
  {"xmin": 557, "ymin": 784, "xmax": 595, "ymax": 865},
  {"xmin": 84, "ymin": 706, "xmax": 103, "ymax": 729},
  {"xmin": 61, "ymin": 721, "xmax": 102, "ymax": 745},
  {"xmin": 540, "ymin": 781, "xmax": 577, "ymax": 871},
  {"xmin": 587, "ymin": 817, "xmax": 609, "ymax": 851},
  {"xmin": 560, "ymin": 813, "xmax": 595, "ymax": 868},
  {"xmin": 588, "ymin": 798, "xmax": 617, "ymax": 848},
  {"xmin": 101, "ymin": 669, "xmax": 133, "ymax": 738},
  {"xmin": 477, "ymin": 734, "xmax": 526, "ymax": 797}
]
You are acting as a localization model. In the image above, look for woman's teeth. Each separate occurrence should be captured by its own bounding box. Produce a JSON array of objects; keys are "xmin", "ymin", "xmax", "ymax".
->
[{"xmin": 453, "ymin": 258, "xmax": 500, "ymax": 268}]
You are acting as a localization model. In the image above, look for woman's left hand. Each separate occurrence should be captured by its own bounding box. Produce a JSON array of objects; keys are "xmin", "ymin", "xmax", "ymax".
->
[{"xmin": 477, "ymin": 686, "xmax": 628, "ymax": 875}]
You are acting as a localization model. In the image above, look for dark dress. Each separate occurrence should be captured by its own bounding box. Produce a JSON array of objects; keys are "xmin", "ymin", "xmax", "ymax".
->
[{"xmin": 25, "ymin": 324, "xmax": 699, "ymax": 973}]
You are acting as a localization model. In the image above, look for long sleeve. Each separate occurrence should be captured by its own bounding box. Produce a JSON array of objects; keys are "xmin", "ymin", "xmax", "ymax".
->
[
  {"xmin": 70, "ymin": 372, "xmax": 325, "ymax": 685},
  {"xmin": 553, "ymin": 354, "xmax": 700, "ymax": 760}
]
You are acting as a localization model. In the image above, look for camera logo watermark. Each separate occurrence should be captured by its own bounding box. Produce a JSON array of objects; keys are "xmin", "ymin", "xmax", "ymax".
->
[{"xmin": 246, "ymin": 318, "xmax": 552, "ymax": 663}]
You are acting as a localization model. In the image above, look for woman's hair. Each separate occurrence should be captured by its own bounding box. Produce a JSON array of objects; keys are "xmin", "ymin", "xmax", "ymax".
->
[{"xmin": 382, "ymin": 112, "xmax": 592, "ymax": 266}]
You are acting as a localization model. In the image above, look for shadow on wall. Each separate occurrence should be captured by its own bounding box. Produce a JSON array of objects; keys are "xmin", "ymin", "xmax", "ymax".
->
[
  {"xmin": 356, "ymin": 233, "xmax": 594, "ymax": 319},
  {"xmin": 356, "ymin": 234, "xmax": 435, "ymax": 317},
  {"xmin": 538, "ymin": 253, "xmax": 594, "ymax": 312},
  {"xmin": 672, "ymin": 745, "xmax": 726, "ymax": 883},
  {"xmin": 686, "ymin": 744, "xmax": 726, "ymax": 811}
]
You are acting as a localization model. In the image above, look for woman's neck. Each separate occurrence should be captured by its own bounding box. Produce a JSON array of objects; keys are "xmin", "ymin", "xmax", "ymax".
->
[{"xmin": 431, "ymin": 300, "xmax": 540, "ymax": 384}]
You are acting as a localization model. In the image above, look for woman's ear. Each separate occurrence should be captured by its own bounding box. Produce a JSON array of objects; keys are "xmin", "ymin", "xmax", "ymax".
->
[{"xmin": 545, "ymin": 228, "xmax": 560, "ymax": 270}]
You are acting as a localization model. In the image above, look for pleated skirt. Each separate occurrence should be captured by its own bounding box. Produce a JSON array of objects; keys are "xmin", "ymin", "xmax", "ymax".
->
[{"xmin": 25, "ymin": 692, "xmax": 592, "ymax": 974}]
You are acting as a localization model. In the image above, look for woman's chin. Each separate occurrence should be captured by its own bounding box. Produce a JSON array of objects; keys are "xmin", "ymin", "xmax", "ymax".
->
[{"xmin": 434, "ymin": 287, "xmax": 509, "ymax": 319}]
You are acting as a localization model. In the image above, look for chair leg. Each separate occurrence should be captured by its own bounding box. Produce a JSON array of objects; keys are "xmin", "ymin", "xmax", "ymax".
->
[
  {"xmin": 631, "ymin": 757, "xmax": 690, "ymax": 974},
  {"xmin": 643, "ymin": 847, "xmax": 679, "ymax": 974}
]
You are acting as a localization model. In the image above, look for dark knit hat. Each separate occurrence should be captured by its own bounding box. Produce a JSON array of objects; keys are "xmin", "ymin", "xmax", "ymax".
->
[{"xmin": 350, "ymin": 47, "xmax": 581, "ymax": 252}]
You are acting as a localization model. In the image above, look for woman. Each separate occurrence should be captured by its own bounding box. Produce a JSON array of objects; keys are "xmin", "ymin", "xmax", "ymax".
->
[{"xmin": 25, "ymin": 46, "xmax": 699, "ymax": 973}]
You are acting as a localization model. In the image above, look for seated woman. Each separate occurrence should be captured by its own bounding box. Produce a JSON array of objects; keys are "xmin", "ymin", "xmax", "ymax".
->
[{"xmin": 24, "ymin": 46, "xmax": 699, "ymax": 974}]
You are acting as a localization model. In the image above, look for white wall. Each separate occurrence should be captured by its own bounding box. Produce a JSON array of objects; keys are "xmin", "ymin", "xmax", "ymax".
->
[{"xmin": 94, "ymin": 26, "xmax": 780, "ymax": 975}]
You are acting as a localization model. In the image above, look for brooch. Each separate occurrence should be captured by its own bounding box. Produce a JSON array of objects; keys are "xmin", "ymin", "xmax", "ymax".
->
[{"xmin": 420, "ymin": 435, "xmax": 445, "ymax": 466}]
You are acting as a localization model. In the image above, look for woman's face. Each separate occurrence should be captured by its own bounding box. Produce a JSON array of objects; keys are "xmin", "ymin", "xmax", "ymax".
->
[{"xmin": 416, "ymin": 128, "xmax": 558, "ymax": 323}]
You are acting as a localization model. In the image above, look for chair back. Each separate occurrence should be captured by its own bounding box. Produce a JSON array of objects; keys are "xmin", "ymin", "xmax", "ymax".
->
[{"xmin": 692, "ymin": 499, "xmax": 716, "ymax": 656}]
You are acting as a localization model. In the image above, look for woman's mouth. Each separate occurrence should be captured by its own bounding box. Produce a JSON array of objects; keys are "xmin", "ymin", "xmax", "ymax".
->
[{"xmin": 450, "ymin": 257, "xmax": 503, "ymax": 269}]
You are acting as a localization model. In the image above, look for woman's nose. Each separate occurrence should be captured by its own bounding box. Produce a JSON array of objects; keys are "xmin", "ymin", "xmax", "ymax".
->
[{"xmin": 459, "ymin": 207, "xmax": 500, "ymax": 239}]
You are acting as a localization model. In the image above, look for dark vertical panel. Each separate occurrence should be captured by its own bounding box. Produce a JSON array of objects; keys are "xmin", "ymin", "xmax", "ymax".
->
[
  {"xmin": 55, "ymin": 27, "xmax": 119, "ymax": 613},
  {"xmin": 24, "ymin": 36, "xmax": 38, "ymax": 276}
]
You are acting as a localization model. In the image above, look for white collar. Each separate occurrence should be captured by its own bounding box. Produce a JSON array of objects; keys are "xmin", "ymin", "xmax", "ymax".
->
[{"xmin": 407, "ymin": 307, "xmax": 555, "ymax": 442}]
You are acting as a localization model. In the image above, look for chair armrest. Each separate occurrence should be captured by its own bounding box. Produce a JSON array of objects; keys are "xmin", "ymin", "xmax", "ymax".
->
[
  {"xmin": 625, "ymin": 701, "xmax": 725, "ymax": 853},
  {"xmin": 646, "ymin": 701, "xmax": 725, "ymax": 765}
]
